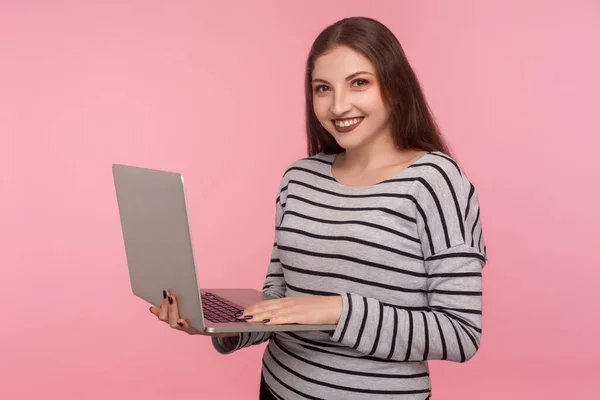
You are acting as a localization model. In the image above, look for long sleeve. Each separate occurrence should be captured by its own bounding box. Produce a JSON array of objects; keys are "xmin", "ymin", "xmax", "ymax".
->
[
  {"xmin": 213, "ymin": 176, "xmax": 288, "ymax": 353},
  {"xmin": 261, "ymin": 190, "xmax": 287, "ymax": 299},
  {"xmin": 329, "ymin": 166, "xmax": 487, "ymax": 363}
]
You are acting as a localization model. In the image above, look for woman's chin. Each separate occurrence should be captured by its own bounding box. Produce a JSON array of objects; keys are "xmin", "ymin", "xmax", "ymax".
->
[{"xmin": 332, "ymin": 136, "xmax": 364, "ymax": 151}]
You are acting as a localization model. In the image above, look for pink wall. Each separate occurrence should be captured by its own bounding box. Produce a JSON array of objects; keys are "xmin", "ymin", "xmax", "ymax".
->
[{"xmin": 1, "ymin": 0, "xmax": 598, "ymax": 398}]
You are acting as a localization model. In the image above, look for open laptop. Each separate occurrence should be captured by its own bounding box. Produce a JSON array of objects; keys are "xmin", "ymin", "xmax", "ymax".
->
[{"xmin": 112, "ymin": 163, "xmax": 336, "ymax": 334}]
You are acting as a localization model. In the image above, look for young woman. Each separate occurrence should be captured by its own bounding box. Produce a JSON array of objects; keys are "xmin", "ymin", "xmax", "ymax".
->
[{"xmin": 150, "ymin": 16, "xmax": 487, "ymax": 400}]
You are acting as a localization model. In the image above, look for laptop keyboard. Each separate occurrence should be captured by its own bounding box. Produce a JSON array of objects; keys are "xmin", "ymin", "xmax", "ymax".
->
[{"xmin": 201, "ymin": 292, "xmax": 245, "ymax": 323}]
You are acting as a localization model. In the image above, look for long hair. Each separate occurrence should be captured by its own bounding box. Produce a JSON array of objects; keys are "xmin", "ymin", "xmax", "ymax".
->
[{"xmin": 305, "ymin": 17, "xmax": 452, "ymax": 157}]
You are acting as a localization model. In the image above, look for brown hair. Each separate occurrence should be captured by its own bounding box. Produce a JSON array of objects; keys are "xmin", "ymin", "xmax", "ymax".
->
[{"xmin": 305, "ymin": 17, "xmax": 452, "ymax": 157}]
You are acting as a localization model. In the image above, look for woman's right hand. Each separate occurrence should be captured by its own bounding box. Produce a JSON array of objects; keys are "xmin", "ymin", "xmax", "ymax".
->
[{"xmin": 149, "ymin": 290, "xmax": 239, "ymax": 338}]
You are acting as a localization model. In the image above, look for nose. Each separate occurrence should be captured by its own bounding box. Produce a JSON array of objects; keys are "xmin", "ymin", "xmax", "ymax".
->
[{"xmin": 330, "ymin": 89, "xmax": 352, "ymax": 116}]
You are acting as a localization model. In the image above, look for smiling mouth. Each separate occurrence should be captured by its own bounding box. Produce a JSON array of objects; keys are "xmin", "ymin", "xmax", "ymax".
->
[{"xmin": 333, "ymin": 117, "xmax": 364, "ymax": 133}]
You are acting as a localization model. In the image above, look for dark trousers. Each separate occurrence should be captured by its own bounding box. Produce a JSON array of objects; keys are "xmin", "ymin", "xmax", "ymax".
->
[
  {"xmin": 259, "ymin": 373, "xmax": 432, "ymax": 400},
  {"xmin": 259, "ymin": 373, "xmax": 277, "ymax": 400}
]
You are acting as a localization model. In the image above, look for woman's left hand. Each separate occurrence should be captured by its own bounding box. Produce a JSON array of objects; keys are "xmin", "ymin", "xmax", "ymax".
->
[{"xmin": 236, "ymin": 296, "xmax": 343, "ymax": 326}]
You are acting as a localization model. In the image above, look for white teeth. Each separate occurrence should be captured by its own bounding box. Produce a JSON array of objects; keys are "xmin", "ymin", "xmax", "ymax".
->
[{"xmin": 335, "ymin": 118, "xmax": 361, "ymax": 127}]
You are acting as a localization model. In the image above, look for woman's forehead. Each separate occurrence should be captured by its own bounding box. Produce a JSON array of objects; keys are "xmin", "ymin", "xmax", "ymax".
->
[{"xmin": 313, "ymin": 46, "xmax": 376, "ymax": 78}]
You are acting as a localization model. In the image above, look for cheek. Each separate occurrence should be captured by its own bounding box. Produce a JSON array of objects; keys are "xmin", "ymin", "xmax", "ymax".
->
[
  {"xmin": 358, "ymin": 92, "xmax": 387, "ymax": 115},
  {"xmin": 312, "ymin": 97, "xmax": 331, "ymax": 121}
]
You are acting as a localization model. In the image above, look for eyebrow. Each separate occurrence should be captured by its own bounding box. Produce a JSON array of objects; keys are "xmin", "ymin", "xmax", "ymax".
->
[{"xmin": 312, "ymin": 71, "xmax": 374, "ymax": 85}]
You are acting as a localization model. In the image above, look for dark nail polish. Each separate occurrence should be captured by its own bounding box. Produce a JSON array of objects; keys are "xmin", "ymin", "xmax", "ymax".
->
[
  {"xmin": 168, "ymin": 296, "xmax": 173, "ymax": 305},
  {"xmin": 262, "ymin": 319, "xmax": 270, "ymax": 323},
  {"xmin": 245, "ymin": 315, "xmax": 253, "ymax": 320},
  {"xmin": 163, "ymin": 290, "xmax": 167, "ymax": 299},
  {"xmin": 234, "ymin": 311, "xmax": 243, "ymax": 317},
  {"xmin": 177, "ymin": 322, "xmax": 184, "ymax": 327}
]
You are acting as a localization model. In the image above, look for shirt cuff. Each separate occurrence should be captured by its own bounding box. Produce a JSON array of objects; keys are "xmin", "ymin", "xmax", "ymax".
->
[
  {"xmin": 329, "ymin": 292, "xmax": 352, "ymax": 342},
  {"xmin": 211, "ymin": 334, "xmax": 241, "ymax": 354}
]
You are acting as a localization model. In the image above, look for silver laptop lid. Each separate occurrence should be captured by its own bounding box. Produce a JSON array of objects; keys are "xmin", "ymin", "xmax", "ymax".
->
[{"xmin": 112, "ymin": 164, "xmax": 205, "ymax": 331}]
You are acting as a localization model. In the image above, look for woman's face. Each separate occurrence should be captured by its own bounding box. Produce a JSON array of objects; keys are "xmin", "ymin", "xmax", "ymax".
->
[{"xmin": 311, "ymin": 46, "xmax": 392, "ymax": 151}]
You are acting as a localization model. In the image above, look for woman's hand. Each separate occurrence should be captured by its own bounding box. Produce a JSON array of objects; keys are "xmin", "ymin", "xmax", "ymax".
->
[
  {"xmin": 149, "ymin": 290, "xmax": 237, "ymax": 338},
  {"xmin": 236, "ymin": 295, "xmax": 343, "ymax": 326}
]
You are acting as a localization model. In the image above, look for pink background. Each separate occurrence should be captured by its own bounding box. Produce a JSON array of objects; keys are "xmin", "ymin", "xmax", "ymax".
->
[{"xmin": 1, "ymin": 0, "xmax": 599, "ymax": 398}]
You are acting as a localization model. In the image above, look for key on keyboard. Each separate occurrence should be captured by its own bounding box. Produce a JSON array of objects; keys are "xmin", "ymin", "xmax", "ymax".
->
[{"xmin": 201, "ymin": 292, "xmax": 245, "ymax": 323}]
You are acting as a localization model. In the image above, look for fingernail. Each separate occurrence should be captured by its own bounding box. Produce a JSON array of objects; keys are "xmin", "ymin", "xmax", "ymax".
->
[
  {"xmin": 149, "ymin": 306, "xmax": 153, "ymax": 313},
  {"xmin": 163, "ymin": 290, "xmax": 167, "ymax": 299},
  {"xmin": 244, "ymin": 315, "xmax": 253, "ymax": 320},
  {"xmin": 262, "ymin": 319, "xmax": 270, "ymax": 323},
  {"xmin": 168, "ymin": 296, "xmax": 173, "ymax": 305},
  {"xmin": 234, "ymin": 311, "xmax": 243, "ymax": 317},
  {"xmin": 177, "ymin": 322, "xmax": 184, "ymax": 327}
]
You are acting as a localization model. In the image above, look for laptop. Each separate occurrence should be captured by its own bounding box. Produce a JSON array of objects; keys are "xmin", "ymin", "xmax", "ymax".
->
[{"xmin": 112, "ymin": 163, "xmax": 337, "ymax": 334}]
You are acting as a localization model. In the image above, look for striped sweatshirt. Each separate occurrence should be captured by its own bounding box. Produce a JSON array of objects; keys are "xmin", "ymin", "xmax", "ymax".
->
[{"xmin": 213, "ymin": 151, "xmax": 487, "ymax": 400}]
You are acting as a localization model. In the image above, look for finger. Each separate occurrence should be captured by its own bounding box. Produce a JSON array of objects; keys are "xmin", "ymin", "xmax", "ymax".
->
[
  {"xmin": 177, "ymin": 318, "xmax": 189, "ymax": 329},
  {"xmin": 262, "ymin": 312, "xmax": 298, "ymax": 325},
  {"xmin": 240, "ymin": 299, "xmax": 281, "ymax": 314},
  {"xmin": 149, "ymin": 305, "xmax": 160, "ymax": 317},
  {"xmin": 242, "ymin": 309, "xmax": 273, "ymax": 323},
  {"xmin": 237, "ymin": 299, "xmax": 285, "ymax": 320},
  {"xmin": 240, "ymin": 298, "xmax": 297, "ymax": 321},
  {"xmin": 167, "ymin": 292, "xmax": 181, "ymax": 328},
  {"xmin": 176, "ymin": 319, "xmax": 198, "ymax": 334},
  {"xmin": 158, "ymin": 290, "xmax": 169, "ymax": 322}
]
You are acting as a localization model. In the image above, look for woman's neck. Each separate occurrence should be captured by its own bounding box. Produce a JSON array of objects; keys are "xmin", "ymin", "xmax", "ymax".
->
[{"xmin": 339, "ymin": 134, "xmax": 413, "ymax": 172}]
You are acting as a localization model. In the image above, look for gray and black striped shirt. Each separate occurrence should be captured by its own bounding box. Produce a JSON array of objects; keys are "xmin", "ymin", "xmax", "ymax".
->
[{"xmin": 213, "ymin": 151, "xmax": 487, "ymax": 400}]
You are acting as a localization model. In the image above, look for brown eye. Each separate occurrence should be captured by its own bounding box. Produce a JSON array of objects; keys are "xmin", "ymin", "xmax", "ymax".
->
[
  {"xmin": 352, "ymin": 79, "xmax": 369, "ymax": 87},
  {"xmin": 315, "ymin": 85, "xmax": 330, "ymax": 93}
]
